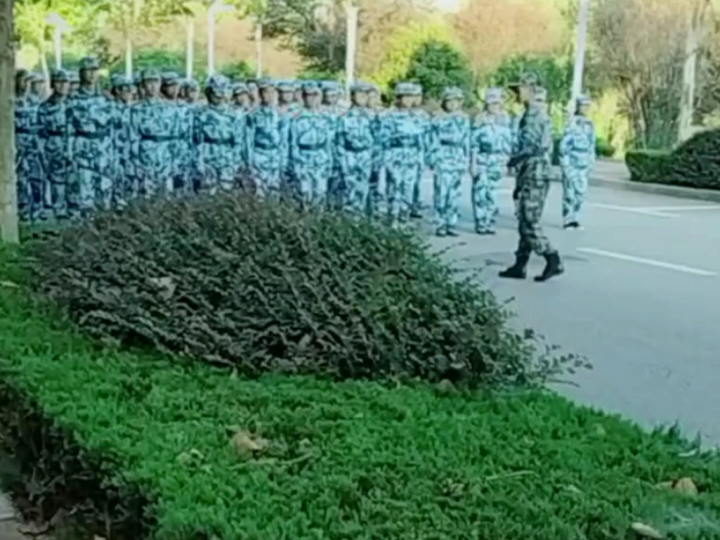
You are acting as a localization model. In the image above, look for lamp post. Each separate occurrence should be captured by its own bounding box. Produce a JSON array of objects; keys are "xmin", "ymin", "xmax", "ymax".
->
[
  {"xmin": 344, "ymin": 2, "xmax": 359, "ymax": 95},
  {"xmin": 569, "ymin": 0, "xmax": 591, "ymax": 112},
  {"xmin": 207, "ymin": 0, "xmax": 235, "ymax": 76},
  {"xmin": 45, "ymin": 12, "xmax": 70, "ymax": 70}
]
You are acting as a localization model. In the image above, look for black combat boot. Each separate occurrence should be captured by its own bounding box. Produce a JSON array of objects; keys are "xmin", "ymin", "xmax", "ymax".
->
[
  {"xmin": 499, "ymin": 254, "xmax": 530, "ymax": 279},
  {"xmin": 535, "ymin": 252, "xmax": 564, "ymax": 282}
]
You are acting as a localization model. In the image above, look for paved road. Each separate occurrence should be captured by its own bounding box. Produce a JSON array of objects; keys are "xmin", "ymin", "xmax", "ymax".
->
[{"xmin": 417, "ymin": 174, "xmax": 720, "ymax": 446}]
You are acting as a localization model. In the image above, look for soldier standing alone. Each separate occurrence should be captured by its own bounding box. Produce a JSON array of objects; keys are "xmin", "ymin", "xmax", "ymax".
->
[{"xmin": 501, "ymin": 84, "xmax": 564, "ymax": 282}]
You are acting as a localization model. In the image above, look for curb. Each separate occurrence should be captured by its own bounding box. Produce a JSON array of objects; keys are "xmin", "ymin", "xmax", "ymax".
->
[{"xmin": 588, "ymin": 175, "xmax": 720, "ymax": 204}]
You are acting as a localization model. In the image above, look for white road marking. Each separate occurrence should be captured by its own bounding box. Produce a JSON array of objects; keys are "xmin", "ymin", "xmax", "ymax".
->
[
  {"xmin": 578, "ymin": 248, "xmax": 718, "ymax": 277},
  {"xmin": 588, "ymin": 203, "xmax": 680, "ymax": 218},
  {"xmin": 638, "ymin": 205, "xmax": 720, "ymax": 212}
]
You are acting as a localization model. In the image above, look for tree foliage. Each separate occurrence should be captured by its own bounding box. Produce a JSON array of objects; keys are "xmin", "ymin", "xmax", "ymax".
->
[{"xmin": 403, "ymin": 40, "xmax": 474, "ymax": 101}]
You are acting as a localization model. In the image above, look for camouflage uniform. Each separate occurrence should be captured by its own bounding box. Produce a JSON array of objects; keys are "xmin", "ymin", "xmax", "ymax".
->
[
  {"xmin": 428, "ymin": 87, "xmax": 469, "ymax": 236},
  {"xmin": 367, "ymin": 84, "xmax": 384, "ymax": 217},
  {"xmin": 289, "ymin": 81, "xmax": 334, "ymax": 206},
  {"xmin": 28, "ymin": 73, "xmax": 46, "ymax": 105},
  {"xmin": 336, "ymin": 82, "xmax": 375, "ymax": 214},
  {"xmin": 110, "ymin": 75, "xmax": 135, "ymax": 207},
  {"xmin": 277, "ymin": 80, "xmax": 301, "ymax": 194},
  {"xmin": 502, "ymin": 87, "xmax": 563, "ymax": 282},
  {"xmin": 381, "ymin": 82, "xmax": 425, "ymax": 225},
  {"xmin": 247, "ymin": 79, "xmax": 283, "ymax": 195},
  {"xmin": 15, "ymin": 70, "xmax": 44, "ymax": 221},
  {"xmin": 130, "ymin": 69, "xmax": 175, "ymax": 199},
  {"xmin": 471, "ymin": 88, "xmax": 513, "ymax": 234},
  {"xmin": 411, "ymin": 84, "xmax": 430, "ymax": 217},
  {"xmin": 560, "ymin": 94, "xmax": 596, "ymax": 228},
  {"xmin": 37, "ymin": 69, "xmax": 73, "ymax": 220},
  {"xmin": 322, "ymin": 81, "xmax": 344, "ymax": 208},
  {"xmin": 67, "ymin": 57, "xmax": 115, "ymax": 216},
  {"xmin": 194, "ymin": 75, "xmax": 246, "ymax": 194}
]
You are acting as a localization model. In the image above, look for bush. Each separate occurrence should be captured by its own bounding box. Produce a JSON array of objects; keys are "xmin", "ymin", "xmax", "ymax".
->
[
  {"xmin": 30, "ymin": 194, "xmax": 567, "ymax": 387},
  {"xmin": 626, "ymin": 149, "xmax": 672, "ymax": 184},
  {"xmin": 595, "ymin": 136, "xmax": 616, "ymax": 158},
  {"xmin": 402, "ymin": 40, "xmax": 475, "ymax": 102},
  {"xmin": 3, "ymin": 255, "xmax": 720, "ymax": 539}
]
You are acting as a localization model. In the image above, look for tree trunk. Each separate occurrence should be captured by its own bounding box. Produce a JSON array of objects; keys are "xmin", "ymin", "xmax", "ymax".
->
[
  {"xmin": 255, "ymin": 20, "xmax": 263, "ymax": 78},
  {"xmin": 678, "ymin": 0, "xmax": 708, "ymax": 144},
  {"xmin": 38, "ymin": 43, "xmax": 49, "ymax": 91},
  {"xmin": 0, "ymin": 0, "xmax": 19, "ymax": 244}
]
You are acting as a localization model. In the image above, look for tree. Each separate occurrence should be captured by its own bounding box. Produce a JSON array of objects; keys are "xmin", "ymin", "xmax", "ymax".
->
[
  {"xmin": 403, "ymin": 40, "xmax": 474, "ymax": 101},
  {"xmin": 0, "ymin": 0, "xmax": 18, "ymax": 244},
  {"xmin": 590, "ymin": 0, "xmax": 688, "ymax": 149}
]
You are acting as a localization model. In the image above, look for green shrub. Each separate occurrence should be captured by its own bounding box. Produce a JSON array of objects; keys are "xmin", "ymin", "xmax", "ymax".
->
[
  {"xmin": 595, "ymin": 136, "xmax": 616, "ymax": 158},
  {"xmin": 30, "ymin": 194, "xmax": 568, "ymax": 387},
  {"xmin": 2, "ymin": 255, "xmax": 720, "ymax": 539},
  {"xmin": 626, "ymin": 129, "xmax": 720, "ymax": 190}
]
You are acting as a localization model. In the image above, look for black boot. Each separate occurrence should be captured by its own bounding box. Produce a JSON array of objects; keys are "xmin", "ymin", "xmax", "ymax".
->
[
  {"xmin": 535, "ymin": 252, "xmax": 564, "ymax": 282},
  {"xmin": 499, "ymin": 255, "xmax": 530, "ymax": 279}
]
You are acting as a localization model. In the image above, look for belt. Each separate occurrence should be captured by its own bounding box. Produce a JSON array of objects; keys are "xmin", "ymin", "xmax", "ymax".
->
[
  {"xmin": 76, "ymin": 132, "xmax": 110, "ymax": 139},
  {"xmin": 141, "ymin": 135, "xmax": 175, "ymax": 142},
  {"xmin": 298, "ymin": 143, "xmax": 327, "ymax": 150}
]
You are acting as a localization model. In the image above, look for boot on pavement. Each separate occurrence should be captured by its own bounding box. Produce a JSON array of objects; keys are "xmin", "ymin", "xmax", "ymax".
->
[
  {"xmin": 535, "ymin": 252, "xmax": 564, "ymax": 282},
  {"xmin": 499, "ymin": 254, "xmax": 530, "ymax": 280}
]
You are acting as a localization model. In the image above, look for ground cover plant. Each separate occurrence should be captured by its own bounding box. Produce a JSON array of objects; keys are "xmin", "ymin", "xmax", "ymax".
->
[
  {"xmin": 626, "ymin": 129, "xmax": 720, "ymax": 191},
  {"xmin": 2, "ymin": 248, "xmax": 720, "ymax": 539},
  {"xmin": 30, "ymin": 193, "xmax": 579, "ymax": 388}
]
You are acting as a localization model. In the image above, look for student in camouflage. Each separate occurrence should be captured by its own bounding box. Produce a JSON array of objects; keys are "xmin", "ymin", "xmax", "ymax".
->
[
  {"xmin": 277, "ymin": 80, "xmax": 300, "ymax": 196},
  {"xmin": 410, "ymin": 83, "xmax": 430, "ymax": 218},
  {"xmin": 110, "ymin": 75, "xmax": 135, "ymax": 207},
  {"xmin": 247, "ymin": 79, "xmax": 283, "ymax": 196},
  {"xmin": 37, "ymin": 69, "xmax": 73, "ymax": 220},
  {"xmin": 322, "ymin": 81, "xmax": 344, "ymax": 208},
  {"xmin": 69, "ymin": 71, "xmax": 80, "ymax": 97},
  {"xmin": 231, "ymin": 83, "xmax": 251, "ymax": 110},
  {"xmin": 180, "ymin": 79, "xmax": 200, "ymax": 104},
  {"xmin": 560, "ymin": 94, "xmax": 596, "ymax": 229},
  {"xmin": 14, "ymin": 69, "xmax": 44, "ymax": 221},
  {"xmin": 367, "ymin": 84, "xmax": 384, "ymax": 217},
  {"xmin": 67, "ymin": 56, "xmax": 115, "ymax": 216},
  {"xmin": 381, "ymin": 82, "xmax": 426, "ymax": 226},
  {"xmin": 502, "ymin": 86, "xmax": 564, "ymax": 282},
  {"xmin": 131, "ymin": 69, "xmax": 175, "ymax": 199},
  {"xmin": 336, "ymin": 82, "xmax": 375, "ymax": 215},
  {"xmin": 471, "ymin": 87, "xmax": 513, "ymax": 235},
  {"xmin": 194, "ymin": 75, "xmax": 246, "ymax": 194},
  {"xmin": 428, "ymin": 86, "xmax": 469, "ymax": 237},
  {"xmin": 28, "ymin": 73, "xmax": 47, "ymax": 105},
  {"xmin": 289, "ymin": 81, "xmax": 334, "ymax": 206}
]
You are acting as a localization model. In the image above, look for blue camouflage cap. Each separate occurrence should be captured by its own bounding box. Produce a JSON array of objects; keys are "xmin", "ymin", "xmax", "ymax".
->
[
  {"xmin": 257, "ymin": 78, "xmax": 276, "ymax": 90},
  {"xmin": 277, "ymin": 79, "xmax": 295, "ymax": 92},
  {"xmin": 232, "ymin": 82, "xmax": 249, "ymax": 94},
  {"xmin": 395, "ymin": 82, "xmax": 420, "ymax": 96},
  {"xmin": 51, "ymin": 69, "xmax": 70, "ymax": 82},
  {"xmin": 350, "ymin": 81, "xmax": 371, "ymax": 93},
  {"xmin": 79, "ymin": 56, "xmax": 100, "ymax": 71},
  {"xmin": 161, "ymin": 71, "xmax": 180, "ymax": 85},
  {"xmin": 69, "ymin": 71, "xmax": 79, "ymax": 83},
  {"xmin": 442, "ymin": 86, "xmax": 463, "ymax": 101},
  {"xmin": 509, "ymin": 71, "xmax": 539, "ymax": 88},
  {"xmin": 141, "ymin": 68, "xmax": 161, "ymax": 82},
  {"xmin": 181, "ymin": 78, "xmax": 199, "ymax": 90},
  {"xmin": 111, "ymin": 74, "xmax": 132, "ymax": 88},
  {"xmin": 484, "ymin": 87, "xmax": 503, "ymax": 104},
  {"xmin": 206, "ymin": 74, "xmax": 231, "ymax": 94},
  {"xmin": 322, "ymin": 81, "xmax": 342, "ymax": 95},
  {"xmin": 302, "ymin": 81, "xmax": 321, "ymax": 95},
  {"xmin": 29, "ymin": 72, "xmax": 44, "ymax": 83}
]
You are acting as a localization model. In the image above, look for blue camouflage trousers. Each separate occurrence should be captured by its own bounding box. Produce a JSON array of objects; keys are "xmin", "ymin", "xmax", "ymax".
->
[
  {"xmin": 342, "ymin": 150, "xmax": 373, "ymax": 215},
  {"xmin": 251, "ymin": 148, "xmax": 282, "ymax": 197},
  {"xmin": 562, "ymin": 165, "xmax": 589, "ymax": 225},
  {"xmin": 472, "ymin": 164, "xmax": 504, "ymax": 232},
  {"xmin": 292, "ymin": 150, "xmax": 332, "ymax": 207},
  {"xmin": 386, "ymin": 153, "xmax": 421, "ymax": 224},
  {"xmin": 433, "ymin": 167, "xmax": 462, "ymax": 229}
]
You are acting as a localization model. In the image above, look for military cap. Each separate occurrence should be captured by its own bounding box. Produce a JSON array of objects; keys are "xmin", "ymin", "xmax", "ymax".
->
[
  {"xmin": 441, "ymin": 86, "xmax": 464, "ymax": 101},
  {"xmin": 79, "ymin": 56, "xmax": 100, "ymax": 71},
  {"xmin": 162, "ymin": 71, "xmax": 180, "ymax": 84},
  {"xmin": 576, "ymin": 93, "xmax": 591, "ymax": 106},
  {"xmin": 367, "ymin": 82, "xmax": 380, "ymax": 94},
  {"xmin": 302, "ymin": 81, "xmax": 321, "ymax": 94},
  {"xmin": 484, "ymin": 87, "xmax": 503, "ymax": 104},
  {"xmin": 69, "ymin": 71, "xmax": 80, "ymax": 83},
  {"xmin": 29, "ymin": 72, "xmax": 44, "ymax": 83},
  {"xmin": 277, "ymin": 79, "xmax": 295, "ymax": 92},
  {"xmin": 533, "ymin": 86, "xmax": 548, "ymax": 102},
  {"xmin": 232, "ymin": 82, "xmax": 249, "ymax": 94},
  {"xmin": 207, "ymin": 74, "xmax": 230, "ymax": 90},
  {"xmin": 111, "ymin": 75, "xmax": 132, "ymax": 88},
  {"xmin": 322, "ymin": 81, "xmax": 342, "ymax": 95},
  {"xmin": 394, "ymin": 82, "xmax": 414, "ymax": 96},
  {"xmin": 509, "ymin": 71, "xmax": 539, "ymax": 88},
  {"xmin": 15, "ymin": 69, "xmax": 29, "ymax": 80},
  {"xmin": 181, "ymin": 78, "xmax": 199, "ymax": 90},
  {"xmin": 51, "ymin": 69, "xmax": 70, "ymax": 82},
  {"xmin": 350, "ymin": 81, "xmax": 371, "ymax": 93},
  {"xmin": 257, "ymin": 78, "xmax": 276, "ymax": 90},
  {"xmin": 141, "ymin": 68, "xmax": 161, "ymax": 82}
]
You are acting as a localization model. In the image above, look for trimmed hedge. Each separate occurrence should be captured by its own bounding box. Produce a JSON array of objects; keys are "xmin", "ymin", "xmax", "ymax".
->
[
  {"xmin": 30, "ymin": 193, "xmax": 574, "ymax": 388},
  {"xmin": 626, "ymin": 129, "xmax": 720, "ymax": 190},
  {"xmin": 3, "ymin": 248, "xmax": 720, "ymax": 539}
]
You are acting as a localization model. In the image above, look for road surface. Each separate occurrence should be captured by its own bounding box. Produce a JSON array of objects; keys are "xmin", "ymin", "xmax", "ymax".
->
[{"xmin": 419, "ymin": 174, "xmax": 720, "ymax": 446}]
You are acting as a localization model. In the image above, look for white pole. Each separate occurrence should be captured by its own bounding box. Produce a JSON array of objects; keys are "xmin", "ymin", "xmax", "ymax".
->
[
  {"xmin": 207, "ymin": 7, "xmax": 215, "ymax": 75},
  {"xmin": 344, "ymin": 4, "xmax": 358, "ymax": 95},
  {"xmin": 569, "ymin": 0, "xmax": 590, "ymax": 111},
  {"xmin": 255, "ymin": 20, "xmax": 263, "ymax": 78},
  {"xmin": 186, "ymin": 17, "xmax": 194, "ymax": 79},
  {"xmin": 54, "ymin": 27, "xmax": 62, "ymax": 69},
  {"xmin": 124, "ymin": 36, "xmax": 133, "ymax": 78}
]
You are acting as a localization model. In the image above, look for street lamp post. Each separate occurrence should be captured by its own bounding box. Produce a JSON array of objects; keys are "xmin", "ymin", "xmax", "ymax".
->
[
  {"xmin": 569, "ymin": 0, "xmax": 591, "ymax": 112},
  {"xmin": 45, "ymin": 12, "xmax": 70, "ymax": 70},
  {"xmin": 207, "ymin": 0, "xmax": 235, "ymax": 76},
  {"xmin": 344, "ymin": 3, "xmax": 359, "ymax": 96}
]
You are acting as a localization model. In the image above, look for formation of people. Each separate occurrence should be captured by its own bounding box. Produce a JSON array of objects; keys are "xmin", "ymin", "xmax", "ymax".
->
[{"xmin": 14, "ymin": 57, "xmax": 597, "ymax": 282}]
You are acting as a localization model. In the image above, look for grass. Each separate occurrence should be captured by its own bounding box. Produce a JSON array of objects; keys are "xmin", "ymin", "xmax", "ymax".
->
[{"xmin": 1, "ymin": 245, "xmax": 720, "ymax": 539}]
